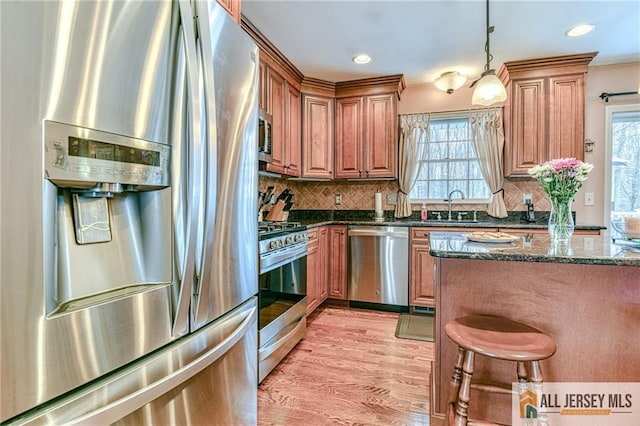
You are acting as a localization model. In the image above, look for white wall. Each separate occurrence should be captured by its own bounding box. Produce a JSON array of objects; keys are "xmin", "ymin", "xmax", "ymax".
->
[{"xmin": 398, "ymin": 61, "xmax": 640, "ymax": 225}]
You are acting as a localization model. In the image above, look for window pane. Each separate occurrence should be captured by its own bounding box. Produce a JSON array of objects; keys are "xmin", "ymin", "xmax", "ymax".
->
[
  {"xmin": 409, "ymin": 114, "xmax": 491, "ymax": 202},
  {"xmin": 610, "ymin": 110, "xmax": 640, "ymax": 239},
  {"xmin": 449, "ymin": 141, "xmax": 468, "ymax": 159}
]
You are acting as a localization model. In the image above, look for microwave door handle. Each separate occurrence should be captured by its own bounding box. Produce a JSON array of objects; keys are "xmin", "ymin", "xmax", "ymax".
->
[
  {"xmin": 191, "ymin": 2, "xmax": 219, "ymax": 329},
  {"xmin": 172, "ymin": 0, "xmax": 202, "ymax": 337}
]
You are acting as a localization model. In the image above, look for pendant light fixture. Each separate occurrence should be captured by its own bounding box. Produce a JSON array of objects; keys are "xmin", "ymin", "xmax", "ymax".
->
[{"xmin": 471, "ymin": 0, "xmax": 507, "ymax": 106}]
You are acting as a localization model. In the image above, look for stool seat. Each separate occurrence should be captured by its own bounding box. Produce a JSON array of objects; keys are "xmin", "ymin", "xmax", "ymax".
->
[
  {"xmin": 444, "ymin": 315, "xmax": 557, "ymax": 425},
  {"xmin": 445, "ymin": 315, "xmax": 556, "ymax": 362}
]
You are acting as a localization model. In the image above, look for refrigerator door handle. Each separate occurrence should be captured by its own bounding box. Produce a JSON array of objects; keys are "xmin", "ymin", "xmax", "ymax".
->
[
  {"xmin": 192, "ymin": 0, "xmax": 220, "ymax": 329},
  {"xmin": 65, "ymin": 303, "xmax": 257, "ymax": 426},
  {"xmin": 172, "ymin": 0, "xmax": 202, "ymax": 337}
]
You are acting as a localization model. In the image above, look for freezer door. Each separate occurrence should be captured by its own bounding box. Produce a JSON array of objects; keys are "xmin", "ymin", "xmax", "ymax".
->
[
  {"xmin": 1, "ymin": 1, "xmax": 178, "ymax": 421},
  {"xmin": 191, "ymin": 0, "xmax": 259, "ymax": 329},
  {"xmin": 6, "ymin": 298, "xmax": 258, "ymax": 426}
]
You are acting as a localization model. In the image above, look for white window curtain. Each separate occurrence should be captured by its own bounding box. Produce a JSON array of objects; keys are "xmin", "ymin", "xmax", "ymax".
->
[
  {"xmin": 395, "ymin": 114, "xmax": 430, "ymax": 218},
  {"xmin": 469, "ymin": 109, "xmax": 508, "ymax": 218}
]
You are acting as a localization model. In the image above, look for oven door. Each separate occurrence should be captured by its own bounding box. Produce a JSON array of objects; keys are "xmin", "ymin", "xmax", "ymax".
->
[{"xmin": 258, "ymin": 256, "xmax": 307, "ymax": 383}]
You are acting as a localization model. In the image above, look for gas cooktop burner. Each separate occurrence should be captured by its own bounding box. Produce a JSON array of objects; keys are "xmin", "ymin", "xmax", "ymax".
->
[{"xmin": 258, "ymin": 221, "xmax": 305, "ymax": 239}]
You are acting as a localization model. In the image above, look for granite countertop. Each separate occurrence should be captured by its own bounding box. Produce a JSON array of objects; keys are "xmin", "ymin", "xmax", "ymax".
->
[
  {"xmin": 288, "ymin": 209, "xmax": 605, "ymax": 231},
  {"xmin": 428, "ymin": 231, "xmax": 640, "ymax": 267}
]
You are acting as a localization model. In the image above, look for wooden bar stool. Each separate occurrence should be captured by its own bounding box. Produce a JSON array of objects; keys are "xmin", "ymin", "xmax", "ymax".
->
[{"xmin": 444, "ymin": 315, "xmax": 556, "ymax": 426}]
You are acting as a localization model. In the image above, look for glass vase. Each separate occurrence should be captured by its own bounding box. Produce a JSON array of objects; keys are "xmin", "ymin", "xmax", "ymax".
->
[{"xmin": 548, "ymin": 196, "xmax": 574, "ymax": 242}]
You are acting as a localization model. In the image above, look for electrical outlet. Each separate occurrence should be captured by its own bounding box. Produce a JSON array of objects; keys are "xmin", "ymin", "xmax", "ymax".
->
[
  {"xmin": 387, "ymin": 193, "xmax": 397, "ymax": 205},
  {"xmin": 583, "ymin": 237, "xmax": 594, "ymax": 250},
  {"xmin": 584, "ymin": 192, "xmax": 595, "ymax": 206},
  {"xmin": 523, "ymin": 193, "xmax": 533, "ymax": 204},
  {"xmin": 335, "ymin": 194, "xmax": 342, "ymax": 205}
]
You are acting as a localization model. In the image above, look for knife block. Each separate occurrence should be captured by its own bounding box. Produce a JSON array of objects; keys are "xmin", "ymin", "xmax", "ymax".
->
[{"xmin": 265, "ymin": 200, "xmax": 288, "ymax": 222}]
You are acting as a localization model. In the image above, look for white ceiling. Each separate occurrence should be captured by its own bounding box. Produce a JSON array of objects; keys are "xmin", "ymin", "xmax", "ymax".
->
[{"xmin": 242, "ymin": 0, "xmax": 640, "ymax": 86}]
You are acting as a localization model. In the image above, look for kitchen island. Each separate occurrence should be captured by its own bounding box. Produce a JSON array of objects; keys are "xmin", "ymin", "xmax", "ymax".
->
[{"xmin": 428, "ymin": 232, "xmax": 640, "ymax": 425}]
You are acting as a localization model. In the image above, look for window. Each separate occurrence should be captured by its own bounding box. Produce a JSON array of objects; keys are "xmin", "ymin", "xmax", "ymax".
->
[
  {"xmin": 409, "ymin": 115, "xmax": 491, "ymax": 202},
  {"xmin": 605, "ymin": 105, "xmax": 640, "ymax": 235}
]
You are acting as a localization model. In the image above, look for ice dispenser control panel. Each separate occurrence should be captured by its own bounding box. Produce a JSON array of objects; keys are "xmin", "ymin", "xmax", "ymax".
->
[{"xmin": 44, "ymin": 120, "xmax": 170, "ymax": 189}]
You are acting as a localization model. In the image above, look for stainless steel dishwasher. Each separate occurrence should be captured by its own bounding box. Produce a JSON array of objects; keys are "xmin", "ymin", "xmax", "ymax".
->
[{"xmin": 347, "ymin": 226, "xmax": 409, "ymax": 306}]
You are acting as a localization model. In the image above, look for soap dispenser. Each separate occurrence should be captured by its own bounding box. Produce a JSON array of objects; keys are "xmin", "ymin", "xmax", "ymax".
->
[{"xmin": 420, "ymin": 203, "xmax": 428, "ymax": 222}]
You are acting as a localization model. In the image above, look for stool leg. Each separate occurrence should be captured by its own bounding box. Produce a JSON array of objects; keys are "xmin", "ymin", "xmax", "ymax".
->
[
  {"xmin": 454, "ymin": 350, "xmax": 475, "ymax": 426},
  {"xmin": 517, "ymin": 361, "xmax": 528, "ymax": 383},
  {"xmin": 530, "ymin": 361, "xmax": 549, "ymax": 426},
  {"xmin": 516, "ymin": 361, "xmax": 529, "ymax": 414},
  {"xmin": 445, "ymin": 347, "xmax": 465, "ymax": 426}
]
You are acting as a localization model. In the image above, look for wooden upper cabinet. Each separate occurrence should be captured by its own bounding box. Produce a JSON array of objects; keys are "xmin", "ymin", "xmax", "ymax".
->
[
  {"xmin": 335, "ymin": 96, "xmax": 364, "ymax": 178},
  {"xmin": 266, "ymin": 67, "xmax": 287, "ymax": 174},
  {"xmin": 334, "ymin": 75, "xmax": 404, "ymax": 179},
  {"xmin": 364, "ymin": 93, "xmax": 397, "ymax": 178},
  {"xmin": 262, "ymin": 53, "xmax": 302, "ymax": 177},
  {"xmin": 498, "ymin": 52, "xmax": 596, "ymax": 177},
  {"xmin": 216, "ymin": 0, "xmax": 241, "ymax": 24},
  {"xmin": 302, "ymin": 95, "xmax": 334, "ymax": 179},
  {"xmin": 258, "ymin": 59, "xmax": 267, "ymax": 111},
  {"xmin": 286, "ymin": 85, "xmax": 302, "ymax": 177},
  {"xmin": 548, "ymin": 75, "xmax": 585, "ymax": 161}
]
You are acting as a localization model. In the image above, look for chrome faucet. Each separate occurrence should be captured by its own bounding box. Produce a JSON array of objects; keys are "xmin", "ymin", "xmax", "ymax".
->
[{"xmin": 446, "ymin": 190, "xmax": 465, "ymax": 221}]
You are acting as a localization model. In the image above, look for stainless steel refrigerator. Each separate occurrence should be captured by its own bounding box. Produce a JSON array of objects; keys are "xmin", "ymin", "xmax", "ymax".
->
[{"xmin": 0, "ymin": 0, "xmax": 259, "ymax": 424}]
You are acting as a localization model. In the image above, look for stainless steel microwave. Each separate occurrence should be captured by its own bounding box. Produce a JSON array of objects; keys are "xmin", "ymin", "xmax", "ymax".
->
[{"xmin": 258, "ymin": 110, "xmax": 272, "ymax": 162}]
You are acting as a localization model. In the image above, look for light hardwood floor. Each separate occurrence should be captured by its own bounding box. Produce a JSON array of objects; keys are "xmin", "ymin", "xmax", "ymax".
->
[{"xmin": 258, "ymin": 305, "xmax": 435, "ymax": 426}]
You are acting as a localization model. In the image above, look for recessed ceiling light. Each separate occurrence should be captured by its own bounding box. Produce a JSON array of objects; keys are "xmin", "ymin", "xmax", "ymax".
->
[
  {"xmin": 566, "ymin": 24, "xmax": 595, "ymax": 37},
  {"xmin": 352, "ymin": 54, "xmax": 371, "ymax": 65}
]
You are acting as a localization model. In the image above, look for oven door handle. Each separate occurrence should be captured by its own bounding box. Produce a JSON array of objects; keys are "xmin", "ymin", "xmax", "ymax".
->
[
  {"xmin": 258, "ymin": 314, "xmax": 306, "ymax": 361},
  {"xmin": 259, "ymin": 245, "xmax": 308, "ymax": 274}
]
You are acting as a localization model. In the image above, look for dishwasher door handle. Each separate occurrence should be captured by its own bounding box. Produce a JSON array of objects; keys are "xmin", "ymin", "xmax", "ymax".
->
[{"xmin": 348, "ymin": 229, "xmax": 408, "ymax": 238}]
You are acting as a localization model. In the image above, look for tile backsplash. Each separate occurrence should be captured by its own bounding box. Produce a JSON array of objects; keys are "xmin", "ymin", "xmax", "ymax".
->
[{"xmin": 259, "ymin": 176, "xmax": 552, "ymax": 213}]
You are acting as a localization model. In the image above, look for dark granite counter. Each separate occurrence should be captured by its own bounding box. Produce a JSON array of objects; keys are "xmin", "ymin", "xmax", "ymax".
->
[
  {"xmin": 428, "ymin": 231, "xmax": 640, "ymax": 267},
  {"xmin": 287, "ymin": 209, "xmax": 605, "ymax": 232}
]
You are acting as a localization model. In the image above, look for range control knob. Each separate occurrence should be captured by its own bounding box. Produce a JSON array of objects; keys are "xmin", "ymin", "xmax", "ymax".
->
[
  {"xmin": 285, "ymin": 236, "xmax": 293, "ymax": 245},
  {"xmin": 268, "ymin": 241, "xmax": 278, "ymax": 250}
]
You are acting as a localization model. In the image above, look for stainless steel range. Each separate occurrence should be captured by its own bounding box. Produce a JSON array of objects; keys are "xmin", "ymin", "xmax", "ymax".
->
[{"xmin": 258, "ymin": 222, "xmax": 308, "ymax": 383}]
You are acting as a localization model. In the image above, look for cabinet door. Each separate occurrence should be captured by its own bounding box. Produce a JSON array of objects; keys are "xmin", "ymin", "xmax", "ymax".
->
[
  {"xmin": 548, "ymin": 74, "xmax": 585, "ymax": 162},
  {"xmin": 266, "ymin": 67, "xmax": 287, "ymax": 174},
  {"xmin": 364, "ymin": 94, "xmax": 397, "ymax": 178},
  {"xmin": 302, "ymin": 95, "xmax": 334, "ymax": 179},
  {"xmin": 505, "ymin": 78, "xmax": 546, "ymax": 176},
  {"xmin": 328, "ymin": 225, "xmax": 347, "ymax": 300},
  {"xmin": 285, "ymin": 85, "xmax": 302, "ymax": 177},
  {"xmin": 306, "ymin": 229, "xmax": 319, "ymax": 315},
  {"xmin": 409, "ymin": 229, "xmax": 435, "ymax": 307},
  {"xmin": 215, "ymin": 0, "xmax": 241, "ymax": 24},
  {"xmin": 258, "ymin": 58, "xmax": 267, "ymax": 112},
  {"xmin": 334, "ymin": 97, "xmax": 363, "ymax": 178},
  {"xmin": 317, "ymin": 227, "xmax": 329, "ymax": 304}
]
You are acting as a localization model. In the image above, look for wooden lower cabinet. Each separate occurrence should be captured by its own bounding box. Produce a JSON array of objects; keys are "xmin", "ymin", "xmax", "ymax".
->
[
  {"xmin": 409, "ymin": 228, "xmax": 435, "ymax": 308},
  {"xmin": 410, "ymin": 227, "xmax": 500, "ymax": 309},
  {"xmin": 328, "ymin": 225, "xmax": 347, "ymax": 299},
  {"xmin": 306, "ymin": 226, "xmax": 328, "ymax": 315}
]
